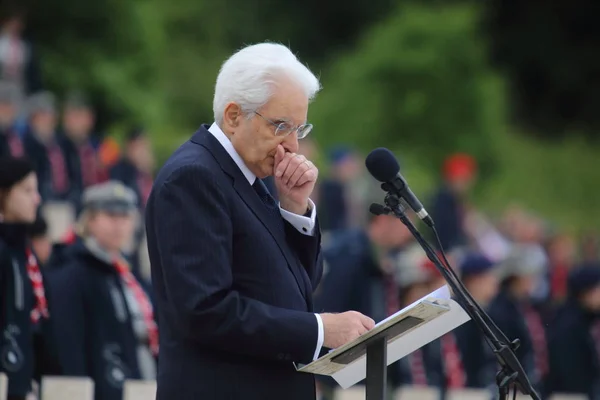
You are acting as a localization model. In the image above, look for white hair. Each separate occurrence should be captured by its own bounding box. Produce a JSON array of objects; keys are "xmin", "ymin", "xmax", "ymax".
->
[{"xmin": 213, "ymin": 43, "xmax": 321, "ymax": 124}]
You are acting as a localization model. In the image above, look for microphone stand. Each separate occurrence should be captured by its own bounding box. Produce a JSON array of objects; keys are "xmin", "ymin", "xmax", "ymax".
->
[{"xmin": 374, "ymin": 192, "xmax": 541, "ymax": 400}]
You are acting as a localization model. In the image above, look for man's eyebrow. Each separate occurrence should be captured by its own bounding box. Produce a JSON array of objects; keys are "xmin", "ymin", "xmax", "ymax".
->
[{"xmin": 273, "ymin": 117, "xmax": 307, "ymax": 125}]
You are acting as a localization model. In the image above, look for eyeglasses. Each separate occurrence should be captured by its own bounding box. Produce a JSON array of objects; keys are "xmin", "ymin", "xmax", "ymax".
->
[{"xmin": 254, "ymin": 112, "xmax": 313, "ymax": 139}]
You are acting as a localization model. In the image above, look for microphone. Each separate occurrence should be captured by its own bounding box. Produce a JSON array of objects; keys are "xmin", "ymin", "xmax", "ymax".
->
[
  {"xmin": 369, "ymin": 203, "xmax": 390, "ymax": 216},
  {"xmin": 365, "ymin": 147, "xmax": 434, "ymax": 227}
]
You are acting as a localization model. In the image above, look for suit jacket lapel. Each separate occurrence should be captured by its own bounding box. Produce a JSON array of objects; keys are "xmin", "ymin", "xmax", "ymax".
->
[{"xmin": 191, "ymin": 126, "xmax": 309, "ymax": 300}]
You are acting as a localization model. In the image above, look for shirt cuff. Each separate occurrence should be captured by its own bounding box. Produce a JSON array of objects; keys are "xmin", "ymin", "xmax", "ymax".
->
[
  {"xmin": 279, "ymin": 199, "xmax": 316, "ymax": 236},
  {"xmin": 313, "ymin": 313, "xmax": 324, "ymax": 361}
]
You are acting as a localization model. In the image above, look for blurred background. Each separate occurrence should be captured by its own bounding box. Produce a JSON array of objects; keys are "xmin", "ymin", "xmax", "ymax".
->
[
  {"xmin": 2, "ymin": 0, "xmax": 600, "ymax": 399},
  {"xmin": 5, "ymin": 0, "xmax": 600, "ymax": 228}
]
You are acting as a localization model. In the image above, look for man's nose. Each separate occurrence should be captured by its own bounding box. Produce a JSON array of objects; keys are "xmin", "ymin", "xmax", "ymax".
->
[{"xmin": 281, "ymin": 132, "xmax": 299, "ymax": 154}]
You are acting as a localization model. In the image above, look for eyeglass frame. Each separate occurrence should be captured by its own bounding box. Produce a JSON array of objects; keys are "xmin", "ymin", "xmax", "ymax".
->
[{"xmin": 253, "ymin": 111, "xmax": 313, "ymax": 139}]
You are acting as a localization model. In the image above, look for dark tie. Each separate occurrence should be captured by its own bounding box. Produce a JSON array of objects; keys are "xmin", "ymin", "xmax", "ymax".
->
[
  {"xmin": 253, "ymin": 178, "xmax": 278, "ymax": 209},
  {"xmin": 253, "ymin": 179, "xmax": 284, "ymax": 230}
]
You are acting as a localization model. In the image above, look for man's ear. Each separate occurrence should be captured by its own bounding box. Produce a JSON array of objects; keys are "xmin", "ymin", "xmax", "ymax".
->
[{"xmin": 223, "ymin": 102, "xmax": 242, "ymax": 131}]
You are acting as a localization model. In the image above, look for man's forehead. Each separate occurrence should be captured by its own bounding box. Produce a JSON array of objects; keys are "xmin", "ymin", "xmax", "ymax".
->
[{"xmin": 261, "ymin": 101, "xmax": 308, "ymax": 124}]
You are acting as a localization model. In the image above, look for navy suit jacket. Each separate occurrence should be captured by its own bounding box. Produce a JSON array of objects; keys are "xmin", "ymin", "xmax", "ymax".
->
[{"xmin": 145, "ymin": 125, "xmax": 324, "ymax": 400}]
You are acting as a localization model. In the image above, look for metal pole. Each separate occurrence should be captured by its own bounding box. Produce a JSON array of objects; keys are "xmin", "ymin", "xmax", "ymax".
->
[{"xmin": 366, "ymin": 337, "xmax": 387, "ymax": 400}]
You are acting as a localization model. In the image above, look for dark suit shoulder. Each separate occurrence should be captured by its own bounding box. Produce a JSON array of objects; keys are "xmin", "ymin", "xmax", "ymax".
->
[{"xmin": 154, "ymin": 139, "xmax": 222, "ymax": 188}]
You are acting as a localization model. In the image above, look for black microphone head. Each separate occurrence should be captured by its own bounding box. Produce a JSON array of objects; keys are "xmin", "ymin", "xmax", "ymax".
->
[
  {"xmin": 369, "ymin": 203, "xmax": 388, "ymax": 216},
  {"xmin": 365, "ymin": 148, "xmax": 400, "ymax": 182}
]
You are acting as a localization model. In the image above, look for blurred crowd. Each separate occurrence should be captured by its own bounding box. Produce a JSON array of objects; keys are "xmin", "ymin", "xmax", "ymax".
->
[
  {"xmin": 1, "ymin": 7, "xmax": 600, "ymax": 400},
  {"xmin": 0, "ymin": 9, "xmax": 157, "ymax": 400},
  {"xmin": 311, "ymin": 144, "xmax": 600, "ymax": 400}
]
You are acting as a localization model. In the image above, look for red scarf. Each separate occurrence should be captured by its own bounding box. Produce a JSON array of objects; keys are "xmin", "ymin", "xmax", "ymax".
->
[
  {"xmin": 47, "ymin": 143, "xmax": 69, "ymax": 194},
  {"xmin": 550, "ymin": 263, "xmax": 569, "ymax": 300},
  {"xmin": 409, "ymin": 349, "xmax": 428, "ymax": 386},
  {"xmin": 79, "ymin": 143, "xmax": 107, "ymax": 187},
  {"xmin": 26, "ymin": 248, "xmax": 50, "ymax": 323},
  {"xmin": 441, "ymin": 333, "xmax": 466, "ymax": 388},
  {"xmin": 521, "ymin": 304, "xmax": 549, "ymax": 378},
  {"xmin": 114, "ymin": 259, "xmax": 159, "ymax": 356},
  {"xmin": 384, "ymin": 273, "xmax": 399, "ymax": 317},
  {"xmin": 6, "ymin": 131, "xmax": 23, "ymax": 157}
]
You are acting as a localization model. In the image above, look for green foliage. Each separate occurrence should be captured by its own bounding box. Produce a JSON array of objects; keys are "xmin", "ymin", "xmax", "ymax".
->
[
  {"xmin": 19, "ymin": 0, "xmax": 600, "ymax": 230},
  {"xmin": 309, "ymin": 3, "xmax": 506, "ymax": 177},
  {"xmin": 476, "ymin": 130, "xmax": 600, "ymax": 232}
]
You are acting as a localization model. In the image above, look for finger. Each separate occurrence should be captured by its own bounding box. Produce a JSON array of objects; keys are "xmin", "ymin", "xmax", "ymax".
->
[
  {"xmin": 357, "ymin": 326, "xmax": 369, "ymax": 336},
  {"xmin": 286, "ymin": 160, "xmax": 310, "ymax": 188},
  {"xmin": 281, "ymin": 154, "xmax": 306, "ymax": 184},
  {"xmin": 360, "ymin": 315, "xmax": 376, "ymax": 330},
  {"xmin": 296, "ymin": 163, "xmax": 318, "ymax": 187},
  {"xmin": 274, "ymin": 145, "xmax": 285, "ymax": 169},
  {"xmin": 275, "ymin": 152, "xmax": 294, "ymax": 178}
]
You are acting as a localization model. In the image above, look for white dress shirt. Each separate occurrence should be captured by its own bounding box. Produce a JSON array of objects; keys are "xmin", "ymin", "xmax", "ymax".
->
[{"xmin": 208, "ymin": 123, "xmax": 324, "ymax": 361}]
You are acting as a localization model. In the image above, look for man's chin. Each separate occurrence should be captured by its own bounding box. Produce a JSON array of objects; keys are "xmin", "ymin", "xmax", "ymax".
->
[{"xmin": 261, "ymin": 157, "xmax": 275, "ymax": 178}]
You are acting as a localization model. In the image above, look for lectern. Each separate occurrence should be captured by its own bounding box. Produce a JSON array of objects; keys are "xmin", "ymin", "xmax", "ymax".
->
[{"xmin": 297, "ymin": 285, "xmax": 470, "ymax": 399}]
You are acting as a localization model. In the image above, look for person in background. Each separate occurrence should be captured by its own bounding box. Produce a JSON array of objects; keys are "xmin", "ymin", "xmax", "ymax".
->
[
  {"xmin": 0, "ymin": 81, "xmax": 23, "ymax": 157},
  {"xmin": 109, "ymin": 127, "xmax": 155, "ymax": 278},
  {"xmin": 316, "ymin": 212, "xmax": 415, "ymax": 323},
  {"xmin": 0, "ymin": 157, "xmax": 58, "ymax": 400},
  {"xmin": 545, "ymin": 232, "xmax": 576, "ymax": 303},
  {"xmin": 98, "ymin": 136, "xmax": 121, "ymax": 171},
  {"xmin": 396, "ymin": 247, "xmax": 473, "ymax": 395},
  {"xmin": 394, "ymin": 250, "xmax": 440, "ymax": 389},
  {"xmin": 488, "ymin": 245, "xmax": 549, "ymax": 396},
  {"xmin": 22, "ymin": 91, "xmax": 72, "ymax": 204},
  {"xmin": 61, "ymin": 91, "xmax": 107, "ymax": 203},
  {"xmin": 430, "ymin": 153, "xmax": 477, "ymax": 252},
  {"xmin": 44, "ymin": 225, "xmax": 80, "ymax": 271},
  {"xmin": 581, "ymin": 231, "xmax": 599, "ymax": 263},
  {"xmin": 47, "ymin": 181, "xmax": 157, "ymax": 400},
  {"xmin": 454, "ymin": 253, "xmax": 499, "ymax": 389},
  {"xmin": 548, "ymin": 264, "xmax": 600, "ymax": 398},
  {"xmin": 313, "ymin": 211, "xmax": 414, "ymax": 400},
  {"xmin": 318, "ymin": 146, "xmax": 362, "ymax": 232},
  {"xmin": 110, "ymin": 127, "xmax": 155, "ymax": 210},
  {"xmin": 26, "ymin": 215, "xmax": 52, "ymax": 266},
  {"xmin": 0, "ymin": 8, "xmax": 42, "ymax": 96}
]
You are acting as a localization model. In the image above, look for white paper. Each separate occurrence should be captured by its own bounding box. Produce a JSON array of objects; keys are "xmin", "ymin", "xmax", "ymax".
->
[
  {"xmin": 297, "ymin": 285, "xmax": 471, "ymax": 389},
  {"xmin": 332, "ymin": 285, "xmax": 470, "ymax": 389},
  {"xmin": 374, "ymin": 285, "xmax": 451, "ymax": 328}
]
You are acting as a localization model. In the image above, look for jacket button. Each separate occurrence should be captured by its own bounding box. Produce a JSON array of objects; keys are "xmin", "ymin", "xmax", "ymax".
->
[{"xmin": 277, "ymin": 353, "xmax": 284, "ymax": 360}]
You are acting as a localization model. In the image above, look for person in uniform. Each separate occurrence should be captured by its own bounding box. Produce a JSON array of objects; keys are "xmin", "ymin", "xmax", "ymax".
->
[
  {"xmin": 548, "ymin": 264, "xmax": 600, "ymax": 398},
  {"xmin": 0, "ymin": 156, "xmax": 59, "ymax": 400},
  {"xmin": 47, "ymin": 181, "xmax": 157, "ymax": 400},
  {"xmin": 488, "ymin": 245, "xmax": 549, "ymax": 395},
  {"xmin": 454, "ymin": 252, "xmax": 499, "ymax": 390}
]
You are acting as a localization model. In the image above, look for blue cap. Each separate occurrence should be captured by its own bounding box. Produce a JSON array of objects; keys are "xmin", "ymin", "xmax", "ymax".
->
[
  {"xmin": 459, "ymin": 252, "xmax": 495, "ymax": 278},
  {"xmin": 568, "ymin": 263, "xmax": 600, "ymax": 296},
  {"xmin": 328, "ymin": 146, "xmax": 353, "ymax": 165}
]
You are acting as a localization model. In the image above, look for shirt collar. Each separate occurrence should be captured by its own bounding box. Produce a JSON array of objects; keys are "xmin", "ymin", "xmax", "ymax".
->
[{"xmin": 208, "ymin": 122, "xmax": 256, "ymax": 185}]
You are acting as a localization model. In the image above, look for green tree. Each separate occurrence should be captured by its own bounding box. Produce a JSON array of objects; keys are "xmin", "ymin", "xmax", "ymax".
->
[{"xmin": 310, "ymin": 3, "xmax": 506, "ymax": 176}]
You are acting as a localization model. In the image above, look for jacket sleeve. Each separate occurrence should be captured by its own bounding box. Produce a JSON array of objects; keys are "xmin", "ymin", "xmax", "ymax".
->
[
  {"xmin": 45, "ymin": 266, "xmax": 88, "ymax": 375},
  {"xmin": 284, "ymin": 219, "xmax": 323, "ymax": 291},
  {"xmin": 147, "ymin": 165, "xmax": 319, "ymax": 364}
]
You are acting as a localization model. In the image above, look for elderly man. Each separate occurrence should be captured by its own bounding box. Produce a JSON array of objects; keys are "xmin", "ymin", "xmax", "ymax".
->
[{"xmin": 145, "ymin": 43, "xmax": 375, "ymax": 400}]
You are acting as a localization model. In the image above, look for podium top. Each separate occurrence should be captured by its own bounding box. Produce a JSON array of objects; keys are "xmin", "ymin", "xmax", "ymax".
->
[{"xmin": 297, "ymin": 285, "xmax": 470, "ymax": 389}]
